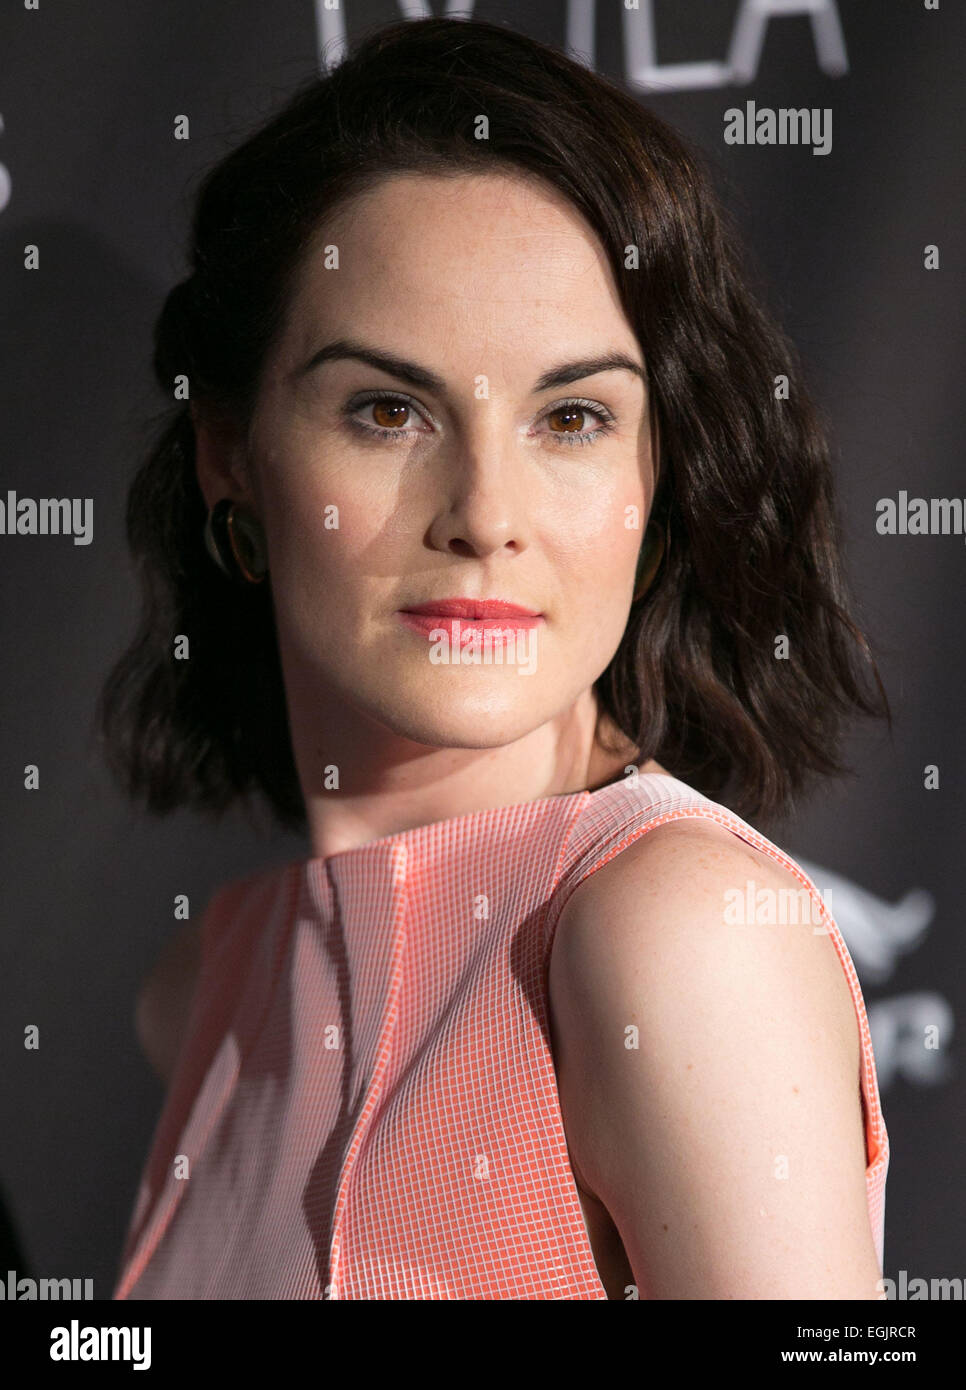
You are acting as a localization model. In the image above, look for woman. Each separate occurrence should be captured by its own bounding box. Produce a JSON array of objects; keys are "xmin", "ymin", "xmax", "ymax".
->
[{"xmin": 100, "ymin": 16, "xmax": 890, "ymax": 1300}]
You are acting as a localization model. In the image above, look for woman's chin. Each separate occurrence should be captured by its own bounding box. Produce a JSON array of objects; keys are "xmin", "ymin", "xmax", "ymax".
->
[{"xmin": 362, "ymin": 689, "xmax": 548, "ymax": 751}]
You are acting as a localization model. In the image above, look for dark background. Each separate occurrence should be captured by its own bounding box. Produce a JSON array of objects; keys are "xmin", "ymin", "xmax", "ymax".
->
[{"xmin": 1, "ymin": 0, "xmax": 962, "ymax": 1297}]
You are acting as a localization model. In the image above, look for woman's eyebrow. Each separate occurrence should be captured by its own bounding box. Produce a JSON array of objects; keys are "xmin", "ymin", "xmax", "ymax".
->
[{"xmin": 295, "ymin": 336, "xmax": 645, "ymax": 395}]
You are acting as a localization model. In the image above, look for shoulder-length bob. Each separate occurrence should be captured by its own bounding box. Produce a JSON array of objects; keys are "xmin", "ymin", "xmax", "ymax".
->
[{"xmin": 95, "ymin": 15, "xmax": 888, "ymax": 835}]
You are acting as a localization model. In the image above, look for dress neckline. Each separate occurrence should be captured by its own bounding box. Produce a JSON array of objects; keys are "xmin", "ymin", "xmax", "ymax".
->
[{"xmin": 278, "ymin": 766, "xmax": 678, "ymax": 878}]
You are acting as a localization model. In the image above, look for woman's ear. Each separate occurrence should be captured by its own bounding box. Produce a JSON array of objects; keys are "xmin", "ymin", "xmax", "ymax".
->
[{"xmin": 190, "ymin": 404, "xmax": 253, "ymax": 512}]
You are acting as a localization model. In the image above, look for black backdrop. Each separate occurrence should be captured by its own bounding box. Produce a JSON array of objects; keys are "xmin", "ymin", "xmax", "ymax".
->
[{"xmin": 1, "ymin": 0, "xmax": 963, "ymax": 1299}]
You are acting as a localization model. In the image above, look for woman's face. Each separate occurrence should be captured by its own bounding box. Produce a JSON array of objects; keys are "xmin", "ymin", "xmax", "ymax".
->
[{"xmin": 228, "ymin": 170, "xmax": 656, "ymax": 760}]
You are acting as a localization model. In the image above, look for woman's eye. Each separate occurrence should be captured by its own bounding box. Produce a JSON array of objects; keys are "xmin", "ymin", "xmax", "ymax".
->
[
  {"xmin": 345, "ymin": 393, "xmax": 432, "ymax": 438},
  {"xmin": 536, "ymin": 401, "xmax": 616, "ymax": 448}
]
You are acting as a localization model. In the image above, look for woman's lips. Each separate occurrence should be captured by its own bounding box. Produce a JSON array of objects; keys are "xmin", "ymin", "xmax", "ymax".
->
[
  {"xmin": 397, "ymin": 598, "xmax": 544, "ymax": 641},
  {"xmin": 400, "ymin": 598, "xmax": 541, "ymax": 618}
]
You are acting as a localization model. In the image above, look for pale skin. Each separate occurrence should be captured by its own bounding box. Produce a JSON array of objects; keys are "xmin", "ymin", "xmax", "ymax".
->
[{"xmin": 137, "ymin": 169, "xmax": 883, "ymax": 1299}]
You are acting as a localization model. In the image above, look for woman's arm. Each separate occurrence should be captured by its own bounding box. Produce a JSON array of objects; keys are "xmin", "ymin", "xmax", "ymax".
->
[{"xmin": 547, "ymin": 818, "xmax": 883, "ymax": 1299}]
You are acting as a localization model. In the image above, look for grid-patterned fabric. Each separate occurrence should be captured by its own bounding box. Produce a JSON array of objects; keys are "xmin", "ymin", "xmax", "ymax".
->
[{"xmin": 112, "ymin": 771, "xmax": 889, "ymax": 1299}]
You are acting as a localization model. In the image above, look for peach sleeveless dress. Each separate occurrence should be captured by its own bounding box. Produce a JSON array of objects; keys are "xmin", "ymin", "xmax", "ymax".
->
[{"xmin": 112, "ymin": 771, "xmax": 888, "ymax": 1300}]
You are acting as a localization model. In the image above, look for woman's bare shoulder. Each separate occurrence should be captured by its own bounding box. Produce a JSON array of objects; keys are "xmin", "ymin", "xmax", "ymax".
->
[
  {"xmin": 548, "ymin": 813, "xmax": 853, "ymax": 1035},
  {"xmin": 546, "ymin": 815, "xmax": 879, "ymax": 1297},
  {"xmin": 556, "ymin": 813, "xmax": 813, "ymax": 941},
  {"xmin": 134, "ymin": 919, "xmax": 203, "ymax": 1088}
]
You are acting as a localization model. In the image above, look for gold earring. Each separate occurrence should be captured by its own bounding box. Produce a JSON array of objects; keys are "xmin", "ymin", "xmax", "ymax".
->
[{"xmin": 203, "ymin": 499, "xmax": 268, "ymax": 584}]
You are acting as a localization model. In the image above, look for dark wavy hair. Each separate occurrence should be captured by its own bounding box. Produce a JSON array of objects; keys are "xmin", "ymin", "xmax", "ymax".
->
[{"xmin": 95, "ymin": 14, "xmax": 889, "ymax": 836}]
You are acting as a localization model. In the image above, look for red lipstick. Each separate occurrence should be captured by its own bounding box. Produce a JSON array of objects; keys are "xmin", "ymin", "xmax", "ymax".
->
[
  {"xmin": 400, "ymin": 598, "xmax": 541, "ymax": 619},
  {"xmin": 397, "ymin": 597, "xmax": 543, "ymax": 642}
]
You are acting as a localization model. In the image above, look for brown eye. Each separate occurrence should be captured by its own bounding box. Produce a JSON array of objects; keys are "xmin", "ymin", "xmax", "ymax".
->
[
  {"xmin": 345, "ymin": 392, "xmax": 435, "ymax": 441},
  {"xmin": 546, "ymin": 405, "xmax": 587, "ymax": 434},
  {"xmin": 536, "ymin": 400, "xmax": 615, "ymax": 448},
  {"xmin": 371, "ymin": 399, "xmax": 411, "ymax": 429}
]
